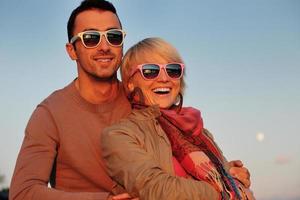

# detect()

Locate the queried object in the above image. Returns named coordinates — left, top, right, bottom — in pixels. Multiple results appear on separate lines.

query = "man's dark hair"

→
left=67, top=0, right=121, bottom=42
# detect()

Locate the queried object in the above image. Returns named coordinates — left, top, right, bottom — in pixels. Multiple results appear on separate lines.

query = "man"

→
left=10, top=0, right=251, bottom=200
left=10, top=0, right=133, bottom=200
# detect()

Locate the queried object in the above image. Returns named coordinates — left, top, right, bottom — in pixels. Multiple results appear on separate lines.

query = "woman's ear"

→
left=66, top=43, right=78, bottom=60
left=127, top=80, right=135, bottom=92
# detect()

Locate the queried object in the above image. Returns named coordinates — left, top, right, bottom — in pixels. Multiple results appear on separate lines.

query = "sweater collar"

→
left=66, top=80, right=129, bottom=113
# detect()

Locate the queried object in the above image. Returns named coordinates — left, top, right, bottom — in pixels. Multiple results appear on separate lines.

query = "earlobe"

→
left=66, top=43, right=78, bottom=60
left=127, top=81, right=135, bottom=92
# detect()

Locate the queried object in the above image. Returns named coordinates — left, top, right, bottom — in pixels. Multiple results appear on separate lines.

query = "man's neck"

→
left=75, top=75, right=120, bottom=104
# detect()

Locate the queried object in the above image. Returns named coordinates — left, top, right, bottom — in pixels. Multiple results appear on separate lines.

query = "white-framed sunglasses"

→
left=70, top=29, right=126, bottom=48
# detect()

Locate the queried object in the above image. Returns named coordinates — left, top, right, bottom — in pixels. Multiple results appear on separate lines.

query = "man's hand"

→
left=228, top=160, right=251, bottom=188
left=107, top=193, right=139, bottom=200
left=244, top=188, right=256, bottom=200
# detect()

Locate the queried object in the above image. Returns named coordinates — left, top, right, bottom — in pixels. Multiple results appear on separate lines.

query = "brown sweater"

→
left=10, top=81, right=131, bottom=200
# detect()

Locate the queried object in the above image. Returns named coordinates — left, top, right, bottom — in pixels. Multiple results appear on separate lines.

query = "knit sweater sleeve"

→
left=9, top=105, right=109, bottom=200
left=102, top=124, right=220, bottom=200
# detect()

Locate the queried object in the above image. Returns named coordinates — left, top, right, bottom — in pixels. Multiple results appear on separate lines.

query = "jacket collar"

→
left=130, top=105, right=161, bottom=120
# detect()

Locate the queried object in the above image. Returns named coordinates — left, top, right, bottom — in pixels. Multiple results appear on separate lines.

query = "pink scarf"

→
left=158, top=107, right=241, bottom=199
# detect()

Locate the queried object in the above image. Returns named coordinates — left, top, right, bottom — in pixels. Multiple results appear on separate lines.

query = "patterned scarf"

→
left=129, top=87, right=242, bottom=199
left=133, top=101, right=242, bottom=199
left=158, top=107, right=242, bottom=200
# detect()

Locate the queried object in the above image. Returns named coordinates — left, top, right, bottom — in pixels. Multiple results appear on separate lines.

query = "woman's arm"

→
left=101, top=126, right=219, bottom=200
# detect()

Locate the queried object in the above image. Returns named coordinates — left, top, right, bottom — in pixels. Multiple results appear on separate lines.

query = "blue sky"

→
left=0, top=0, right=299, bottom=199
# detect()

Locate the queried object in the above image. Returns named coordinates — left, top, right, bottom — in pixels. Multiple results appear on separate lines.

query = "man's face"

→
left=71, top=9, right=123, bottom=80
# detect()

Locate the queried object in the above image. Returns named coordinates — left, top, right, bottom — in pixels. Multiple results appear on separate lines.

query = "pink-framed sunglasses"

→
left=130, top=63, right=185, bottom=80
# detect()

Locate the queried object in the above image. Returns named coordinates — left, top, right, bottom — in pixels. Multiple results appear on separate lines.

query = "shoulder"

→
left=25, top=85, right=71, bottom=140
left=203, top=128, right=215, bottom=141
left=103, top=113, right=143, bottom=137
left=26, top=82, right=74, bottom=128
left=39, top=82, right=73, bottom=108
left=101, top=116, right=146, bottom=153
left=103, top=108, right=158, bottom=142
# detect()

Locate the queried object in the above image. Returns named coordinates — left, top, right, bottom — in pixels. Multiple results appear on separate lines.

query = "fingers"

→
left=228, top=160, right=252, bottom=187
left=230, top=167, right=251, bottom=188
left=111, top=193, right=139, bottom=200
left=228, top=160, right=243, bottom=167
left=244, top=188, right=256, bottom=200
left=112, top=193, right=132, bottom=200
left=230, top=166, right=249, bottom=176
left=237, top=175, right=251, bottom=188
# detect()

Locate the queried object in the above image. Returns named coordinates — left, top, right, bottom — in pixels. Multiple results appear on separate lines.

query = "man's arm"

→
left=9, top=106, right=110, bottom=200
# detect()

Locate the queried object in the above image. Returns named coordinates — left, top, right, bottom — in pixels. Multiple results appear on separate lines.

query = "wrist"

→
left=107, top=194, right=113, bottom=200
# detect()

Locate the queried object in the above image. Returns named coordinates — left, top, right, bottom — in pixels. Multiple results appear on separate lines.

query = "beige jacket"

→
left=102, top=106, right=220, bottom=200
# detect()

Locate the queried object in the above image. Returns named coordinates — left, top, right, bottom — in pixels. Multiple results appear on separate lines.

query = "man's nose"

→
left=97, top=35, right=110, bottom=52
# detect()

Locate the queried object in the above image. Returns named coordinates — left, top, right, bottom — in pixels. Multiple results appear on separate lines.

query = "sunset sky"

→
left=0, top=1, right=299, bottom=199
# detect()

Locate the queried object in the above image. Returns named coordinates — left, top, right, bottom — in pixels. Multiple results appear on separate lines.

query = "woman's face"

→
left=128, top=56, right=182, bottom=109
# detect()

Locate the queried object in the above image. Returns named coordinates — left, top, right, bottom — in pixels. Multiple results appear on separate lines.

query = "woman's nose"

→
left=157, top=69, right=169, bottom=82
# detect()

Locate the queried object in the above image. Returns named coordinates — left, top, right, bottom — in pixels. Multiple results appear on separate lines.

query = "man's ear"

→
left=66, top=43, right=78, bottom=60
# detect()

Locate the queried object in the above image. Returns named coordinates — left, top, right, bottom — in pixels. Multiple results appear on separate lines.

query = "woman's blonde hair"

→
left=121, top=37, right=186, bottom=95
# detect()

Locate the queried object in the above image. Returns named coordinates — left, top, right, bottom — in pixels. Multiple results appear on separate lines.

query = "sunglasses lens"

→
left=166, top=64, right=183, bottom=78
left=142, top=64, right=160, bottom=79
left=82, top=32, right=100, bottom=47
left=107, top=30, right=124, bottom=46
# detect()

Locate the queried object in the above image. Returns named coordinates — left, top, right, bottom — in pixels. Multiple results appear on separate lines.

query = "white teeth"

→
left=153, top=88, right=170, bottom=92
left=96, top=58, right=111, bottom=62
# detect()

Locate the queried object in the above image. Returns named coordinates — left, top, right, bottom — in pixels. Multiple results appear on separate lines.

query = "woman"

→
left=101, top=38, right=254, bottom=200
